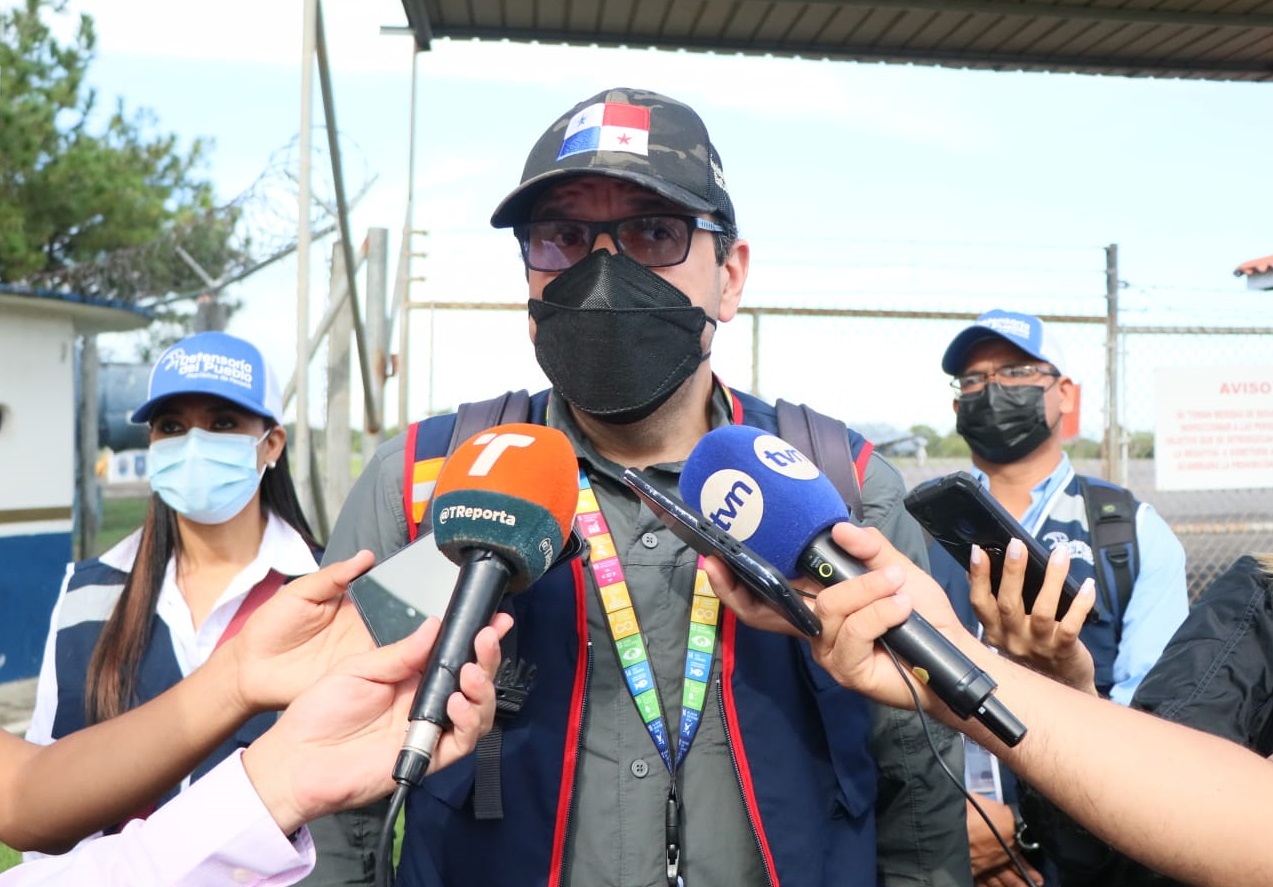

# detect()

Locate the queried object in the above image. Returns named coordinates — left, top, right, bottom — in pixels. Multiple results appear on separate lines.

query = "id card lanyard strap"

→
left=575, top=471, right=720, bottom=886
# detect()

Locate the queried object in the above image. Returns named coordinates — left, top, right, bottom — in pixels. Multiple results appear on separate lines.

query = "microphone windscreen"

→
left=431, top=423, right=578, bottom=590
left=680, top=425, right=848, bottom=577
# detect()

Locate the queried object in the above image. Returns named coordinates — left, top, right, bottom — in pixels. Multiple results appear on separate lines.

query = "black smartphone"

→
left=346, top=535, right=463, bottom=646
left=904, top=471, right=1092, bottom=622
left=347, top=529, right=590, bottom=646
left=622, top=468, right=821, bottom=637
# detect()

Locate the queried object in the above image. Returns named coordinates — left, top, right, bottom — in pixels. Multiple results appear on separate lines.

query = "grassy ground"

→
left=92, top=494, right=151, bottom=556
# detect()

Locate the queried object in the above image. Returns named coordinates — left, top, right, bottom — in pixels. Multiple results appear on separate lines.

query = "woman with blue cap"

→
left=25, top=330, right=320, bottom=854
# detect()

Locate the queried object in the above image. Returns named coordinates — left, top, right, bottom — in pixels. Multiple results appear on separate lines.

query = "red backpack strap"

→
left=404, top=419, right=421, bottom=542
left=402, top=391, right=534, bottom=541
left=854, top=439, right=875, bottom=495
left=111, top=568, right=288, bottom=832
left=214, top=569, right=288, bottom=651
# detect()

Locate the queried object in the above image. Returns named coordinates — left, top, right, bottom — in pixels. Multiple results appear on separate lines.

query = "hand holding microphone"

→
left=681, top=426, right=1026, bottom=747
left=394, top=423, right=579, bottom=787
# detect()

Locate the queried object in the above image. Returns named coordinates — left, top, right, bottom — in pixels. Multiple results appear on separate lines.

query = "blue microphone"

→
left=681, top=425, right=1026, bottom=748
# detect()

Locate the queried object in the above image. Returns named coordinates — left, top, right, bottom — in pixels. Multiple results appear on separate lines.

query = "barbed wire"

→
left=23, top=127, right=374, bottom=307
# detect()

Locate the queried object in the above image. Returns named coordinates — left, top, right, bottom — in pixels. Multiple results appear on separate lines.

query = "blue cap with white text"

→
left=941, top=309, right=1068, bottom=377
left=130, top=331, right=283, bottom=425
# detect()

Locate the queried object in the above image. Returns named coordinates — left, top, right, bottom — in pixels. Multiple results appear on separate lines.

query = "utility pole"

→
left=1104, top=244, right=1121, bottom=484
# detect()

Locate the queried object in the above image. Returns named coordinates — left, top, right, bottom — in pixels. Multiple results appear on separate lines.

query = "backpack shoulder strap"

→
left=774, top=398, right=873, bottom=520
left=407, top=390, right=533, bottom=540
left=445, top=389, right=532, bottom=456
left=1078, top=475, right=1140, bottom=636
left=401, top=389, right=536, bottom=822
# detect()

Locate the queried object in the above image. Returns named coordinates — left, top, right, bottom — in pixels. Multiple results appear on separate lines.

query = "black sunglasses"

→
left=515, top=214, right=727, bottom=272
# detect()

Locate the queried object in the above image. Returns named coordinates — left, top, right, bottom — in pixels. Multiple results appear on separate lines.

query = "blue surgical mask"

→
left=148, top=427, right=269, bottom=525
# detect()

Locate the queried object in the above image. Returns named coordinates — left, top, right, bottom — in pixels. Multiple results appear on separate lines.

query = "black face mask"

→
left=956, top=382, right=1054, bottom=464
left=529, top=250, right=714, bottom=425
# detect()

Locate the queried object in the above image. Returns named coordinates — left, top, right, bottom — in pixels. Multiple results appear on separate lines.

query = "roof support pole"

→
left=294, top=0, right=316, bottom=523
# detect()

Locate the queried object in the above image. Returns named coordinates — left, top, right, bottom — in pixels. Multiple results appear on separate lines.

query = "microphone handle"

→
left=395, top=547, right=515, bottom=786
left=797, top=530, right=1026, bottom=748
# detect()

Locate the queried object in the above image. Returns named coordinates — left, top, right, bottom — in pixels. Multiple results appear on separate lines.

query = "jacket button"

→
left=630, top=759, right=650, bottom=778
left=641, top=532, right=659, bottom=549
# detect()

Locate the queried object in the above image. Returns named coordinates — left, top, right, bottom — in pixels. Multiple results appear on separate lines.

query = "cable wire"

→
left=881, top=643, right=1041, bottom=887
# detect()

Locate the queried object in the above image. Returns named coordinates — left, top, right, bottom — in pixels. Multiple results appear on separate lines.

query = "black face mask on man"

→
left=529, top=250, right=714, bottom=424
left=956, top=382, right=1054, bottom=464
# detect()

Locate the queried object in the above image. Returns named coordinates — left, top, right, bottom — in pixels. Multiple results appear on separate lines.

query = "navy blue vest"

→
left=394, top=388, right=881, bottom=887
left=52, top=557, right=278, bottom=818
left=1033, top=473, right=1124, bottom=698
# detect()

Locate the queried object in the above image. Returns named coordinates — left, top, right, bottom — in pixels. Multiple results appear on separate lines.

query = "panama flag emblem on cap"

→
left=556, top=102, right=651, bottom=161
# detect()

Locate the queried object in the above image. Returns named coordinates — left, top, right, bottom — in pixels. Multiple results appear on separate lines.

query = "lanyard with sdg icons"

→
left=575, top=471, right=720, bottom=887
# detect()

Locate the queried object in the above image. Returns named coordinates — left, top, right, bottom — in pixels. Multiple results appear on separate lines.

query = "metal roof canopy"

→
left=0, top=288, right=151, bottom=335
left=399, top=0, right=1273, bottom=82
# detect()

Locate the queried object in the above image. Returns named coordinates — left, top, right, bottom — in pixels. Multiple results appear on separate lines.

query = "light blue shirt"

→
left=970, top=454, right=1189, bottom=704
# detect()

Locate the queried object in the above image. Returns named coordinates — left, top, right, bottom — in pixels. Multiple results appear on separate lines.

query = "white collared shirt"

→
left=22, top=511, right=318, bottom=864
left=26, top=511, right=318, bottom=756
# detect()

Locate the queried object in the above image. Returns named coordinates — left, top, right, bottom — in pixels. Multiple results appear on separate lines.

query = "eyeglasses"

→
left=514, top=214, right=727, bottom=272
left=951, top=363, right=1061, bottom=394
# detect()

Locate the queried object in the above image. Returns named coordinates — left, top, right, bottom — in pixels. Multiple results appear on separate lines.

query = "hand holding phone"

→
left=347, top=531, right=589, bottom=646
left=904, top=472, right=1093, bottom=623
left=622, top=468, right=821, bottom=637
left=346, top=536, right=462, bottom=646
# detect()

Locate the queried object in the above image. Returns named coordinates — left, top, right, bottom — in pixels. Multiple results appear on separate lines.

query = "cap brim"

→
left=941, top=326, right=1049, bottom=376
left=129, top=389, right=277, bottom=425
left=490, top=167, right=716, bottom=228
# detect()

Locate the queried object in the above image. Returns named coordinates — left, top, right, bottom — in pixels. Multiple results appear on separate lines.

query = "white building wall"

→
left=0, top=311, right=75, bottom=518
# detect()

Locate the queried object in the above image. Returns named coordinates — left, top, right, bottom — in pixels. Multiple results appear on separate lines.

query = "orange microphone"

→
left=395, top=424, right=578, bottom=787
left=431, top=423, right=579, bottom=589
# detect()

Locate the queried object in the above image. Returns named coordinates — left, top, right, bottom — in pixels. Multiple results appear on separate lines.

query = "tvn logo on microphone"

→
left=702, top=468, right=764, bottom=541
left=752, top=434, right=820, bottom=480
left=698, top=434, right=819, bottom=542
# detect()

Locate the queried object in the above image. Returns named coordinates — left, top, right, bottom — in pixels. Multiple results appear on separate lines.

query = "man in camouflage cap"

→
left=315, top=87, right=972, bottom=887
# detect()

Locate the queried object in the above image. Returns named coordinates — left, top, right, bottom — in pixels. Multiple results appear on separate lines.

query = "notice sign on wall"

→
left=1155, top=366, right=1273, bottom=491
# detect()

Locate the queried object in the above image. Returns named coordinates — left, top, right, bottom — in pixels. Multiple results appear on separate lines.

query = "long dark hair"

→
left=84, top=429, right=317, bottom=725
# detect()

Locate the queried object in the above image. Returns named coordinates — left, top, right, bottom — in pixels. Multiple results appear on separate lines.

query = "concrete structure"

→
left=0, top=287, right=149, bottom=681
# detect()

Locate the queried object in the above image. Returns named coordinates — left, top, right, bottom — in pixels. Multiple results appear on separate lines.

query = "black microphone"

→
left=680, top=425, right=1026, bottom=747
left=393, top=424, right=579, bottom=787
left=796, top=529, right=1025, bottom=746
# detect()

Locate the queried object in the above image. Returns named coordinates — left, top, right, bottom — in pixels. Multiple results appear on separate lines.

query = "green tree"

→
left=1127, top=430, right=1155, bottom=459
left=909, top=424, right=941, bottom=447
left=0, top=0, right=243, bottom=301
left=1064, top=437, right=1103, bottom=459
left=931, top=430, right=971, bottom=458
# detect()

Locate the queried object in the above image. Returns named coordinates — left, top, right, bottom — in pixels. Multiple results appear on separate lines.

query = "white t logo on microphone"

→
left=468, top=432, right=536, bottom=476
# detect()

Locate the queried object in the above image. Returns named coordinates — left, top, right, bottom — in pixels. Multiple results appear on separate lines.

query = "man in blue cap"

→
left=938, top=309, right=1189, bottom=887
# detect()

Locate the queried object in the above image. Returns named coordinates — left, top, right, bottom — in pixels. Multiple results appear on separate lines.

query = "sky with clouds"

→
left=35, top=0, right=1273, bottom=435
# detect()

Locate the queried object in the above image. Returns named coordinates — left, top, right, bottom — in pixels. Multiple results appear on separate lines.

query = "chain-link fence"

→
left=401, top=242, right=1273, bottom=600
left=1117, top=325, right=1273, bottom=598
